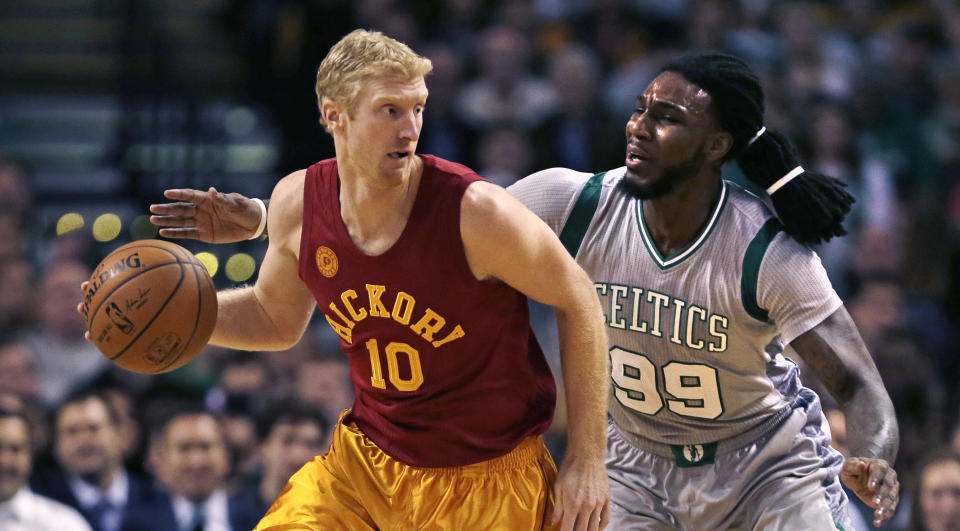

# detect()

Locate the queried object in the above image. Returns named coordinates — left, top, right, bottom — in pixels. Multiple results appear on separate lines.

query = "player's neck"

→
left=641, top=175, right=722, bottom=259
left=337, top=156, right=423, bottom=254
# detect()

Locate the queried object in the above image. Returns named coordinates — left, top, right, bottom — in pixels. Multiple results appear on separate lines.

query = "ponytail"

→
left=736, top=129, right=854, bottom=245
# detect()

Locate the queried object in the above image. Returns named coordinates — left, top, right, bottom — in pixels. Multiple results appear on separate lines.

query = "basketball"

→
left=83, top=239, right=218, bottom=374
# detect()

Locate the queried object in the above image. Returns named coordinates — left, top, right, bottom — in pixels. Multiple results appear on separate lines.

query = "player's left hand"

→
left=841, top=456, right=899, bottom=527
left=551, top=454, right=610, bottom=531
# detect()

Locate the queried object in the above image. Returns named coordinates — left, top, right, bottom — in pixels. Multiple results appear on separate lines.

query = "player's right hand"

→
left=149, top=187, right=262, bottom=243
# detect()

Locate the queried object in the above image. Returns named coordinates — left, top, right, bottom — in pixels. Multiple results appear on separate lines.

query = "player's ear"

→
left=705, top=131, right=733, bottom=163
left=321, top=99, right=345, bottom=131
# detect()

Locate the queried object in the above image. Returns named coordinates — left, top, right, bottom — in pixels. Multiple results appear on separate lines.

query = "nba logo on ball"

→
left=683, top=444, right=704, bottom=463
left=316, top=246, right=338, bottom=278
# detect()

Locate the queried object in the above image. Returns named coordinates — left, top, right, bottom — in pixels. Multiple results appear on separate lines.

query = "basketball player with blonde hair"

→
left=142, top=29, right=611, bottom=530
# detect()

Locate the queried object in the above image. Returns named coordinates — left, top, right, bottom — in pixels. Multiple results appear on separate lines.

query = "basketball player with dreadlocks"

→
left=151, top=52, right=899, bottom=529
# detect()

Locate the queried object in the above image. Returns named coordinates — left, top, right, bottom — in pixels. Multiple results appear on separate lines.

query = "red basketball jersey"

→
left=298, top=155, right=556, bottom=467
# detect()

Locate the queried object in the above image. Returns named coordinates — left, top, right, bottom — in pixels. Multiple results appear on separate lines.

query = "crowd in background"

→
left=3, top=0, right=960, bottom=529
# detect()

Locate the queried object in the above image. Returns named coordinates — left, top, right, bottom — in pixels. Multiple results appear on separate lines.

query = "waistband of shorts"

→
left=610, top=405, right=794, bottom=459
left=338, top=409, right=548, bottom=475
left=434, top=434, right=548, bottom=475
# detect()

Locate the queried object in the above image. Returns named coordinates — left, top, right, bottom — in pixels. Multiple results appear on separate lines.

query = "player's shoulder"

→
left=527, top=166, right=597, bottom=186
left=268, top=168, right=308, bottom=244
left=722, top=180, right=782, bottom=239
left=509, top=166, right=600, bottom=200
left=722, top=181, right=816, bottom=264
left=272, top=168, right=307, bottom=205
left=421, top=153, right=482, bottom=181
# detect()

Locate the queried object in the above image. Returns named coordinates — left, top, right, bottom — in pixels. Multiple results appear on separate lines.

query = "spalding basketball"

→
left=83, top=239, right=217, bottom=374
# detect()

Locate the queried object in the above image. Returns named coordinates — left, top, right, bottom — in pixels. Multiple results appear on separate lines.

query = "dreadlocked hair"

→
left=660, top=52, right=855, bottom=245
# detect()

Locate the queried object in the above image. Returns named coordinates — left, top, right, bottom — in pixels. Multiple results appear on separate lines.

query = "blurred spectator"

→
left=205, top=352, right=269, bottom=484
left=0, top=407, right=92, bottom=531
left=151, top=408, right=261, bottom=531
left=236, top=400, right=329, bottom=515
left=776, top=2, right=855, bottom=102
left=0, top=212, right=26, bottom=262
left=455, top=25, right=556, bottom=131
left=418, top=43, right=473, bottom=163
left=533, top=43, right=623, bottom=172
left=476, top=127, right=534, bottom=187
left=0, top=161, right=32, bottom=218
left=100, top=387, right=144, bottom=476
left=261, top=335, right=311, bottom=403
left=802, top=98, right=896, bottom=296
left=0, top=342, right=40, bottom=405
left=31, top=390, right=167, bottom=531
left=218, top=405, right=259, bottom=491
left=296, top=352, right=352, bottom=422
left=22, top=260, right=108, bottom=406
left=909, top=450, right=960, bottom=531
left=0, top=258, right=33, bottom=337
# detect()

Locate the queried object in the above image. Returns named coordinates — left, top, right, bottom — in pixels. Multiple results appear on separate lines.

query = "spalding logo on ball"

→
left=83, top=239, right=217, bottom=374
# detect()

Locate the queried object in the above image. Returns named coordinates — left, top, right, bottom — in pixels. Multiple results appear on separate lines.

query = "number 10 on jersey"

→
left=610, top=347, right=724, bottom=419
left=366, top=339, right=424, bottom=391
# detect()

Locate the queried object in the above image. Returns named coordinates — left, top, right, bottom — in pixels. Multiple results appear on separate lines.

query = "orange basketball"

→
left=83, top=239, right=217, bottom=374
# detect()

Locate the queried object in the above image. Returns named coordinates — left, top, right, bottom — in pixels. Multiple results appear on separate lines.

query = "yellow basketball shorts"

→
left=255, top=414, right=560, bottom=530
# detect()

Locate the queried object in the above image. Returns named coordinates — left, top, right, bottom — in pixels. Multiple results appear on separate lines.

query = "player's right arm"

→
left=209, top=170, right=316, bottom=351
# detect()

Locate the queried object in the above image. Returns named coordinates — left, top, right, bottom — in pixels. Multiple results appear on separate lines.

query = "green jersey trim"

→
left=559, top=172, right=606, bottom=257
left=741, top=218, right=783, bottom=322
left=635, top=181, right=729, bottom=270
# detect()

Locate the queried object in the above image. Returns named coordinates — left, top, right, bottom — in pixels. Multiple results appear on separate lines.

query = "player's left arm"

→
left=790, top=308, right=899, bottom=528
left=461, top=180, right=610, bottom=531
left=758, top=231, right=899, bottom=527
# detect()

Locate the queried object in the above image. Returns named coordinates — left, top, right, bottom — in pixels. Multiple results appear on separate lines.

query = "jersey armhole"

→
left=741, top=218, right=783, bottom=322
left=558, top=171, right=606, bottom=258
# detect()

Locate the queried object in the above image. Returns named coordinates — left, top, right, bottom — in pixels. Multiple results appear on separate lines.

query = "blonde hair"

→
left=315, top=29, right=433, bottom=132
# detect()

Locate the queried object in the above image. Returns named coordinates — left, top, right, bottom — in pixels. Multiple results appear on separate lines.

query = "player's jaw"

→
left=621, top=142, right=705, bottom=200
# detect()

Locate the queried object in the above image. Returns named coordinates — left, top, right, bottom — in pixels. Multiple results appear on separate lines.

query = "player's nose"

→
left=398, top=110, right=420, bottom=142
left=626, top=113, right=652, bottom=141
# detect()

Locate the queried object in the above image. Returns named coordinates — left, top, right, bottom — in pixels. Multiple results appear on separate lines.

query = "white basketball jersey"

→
left=509, top=167, right=841, bottom=445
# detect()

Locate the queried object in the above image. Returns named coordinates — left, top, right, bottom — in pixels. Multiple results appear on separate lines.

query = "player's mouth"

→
left=387, top=151, right=410, bottom=160
left=626, top=143, right=653, bottom=167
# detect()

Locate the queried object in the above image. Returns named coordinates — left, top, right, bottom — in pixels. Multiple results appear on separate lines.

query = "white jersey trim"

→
left=635, top=181, right=729, bottom=269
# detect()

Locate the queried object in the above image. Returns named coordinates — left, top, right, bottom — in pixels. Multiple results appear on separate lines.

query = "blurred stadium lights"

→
left=92, top=213, right=122, bottom=242
left=224, top=107, right=257, bottom=137
left=195, top=252, right=219, bottom=277
left=225, top=253, right=256, bottom=282
left=56, top=212, right=84, bottom=235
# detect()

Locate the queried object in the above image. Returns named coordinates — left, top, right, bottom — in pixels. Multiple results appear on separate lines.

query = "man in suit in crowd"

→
left=31, top=389, right=168, bottom=531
